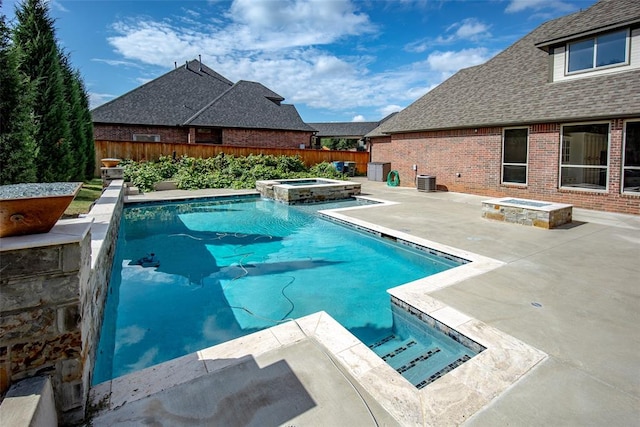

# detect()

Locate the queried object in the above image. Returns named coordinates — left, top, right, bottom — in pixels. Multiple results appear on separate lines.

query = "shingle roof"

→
left=92, top=60, right=312, bottom=132
left=186, top=80, right=314, bottom=131
left=535, top=0, right=640, bottom=49
left=92, top=60, right=232, bottom=126
left=379, top=0, right=640, bottom=135
left=308, top=122, right=380, bottom=137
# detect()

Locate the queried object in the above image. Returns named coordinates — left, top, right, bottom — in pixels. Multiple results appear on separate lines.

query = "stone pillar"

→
left=100, top=167, right=123, bottom=188
left=0, top=221, right=91, bottom=423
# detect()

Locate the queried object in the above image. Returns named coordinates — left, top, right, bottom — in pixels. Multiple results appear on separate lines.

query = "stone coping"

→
left=90, top=195, right=546, bottom=426
left=91, top=306, right=546, bottom=426
left=0, top=376, right=56, bottom=427
left=0, top=218, right=91, bottom=252
left=482, top=197, right=573, bottom=212
left=258, top=177, right=359, bottom=187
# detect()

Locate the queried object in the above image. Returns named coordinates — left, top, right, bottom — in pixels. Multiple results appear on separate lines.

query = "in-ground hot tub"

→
left=256, top=178, right=361, bottom=203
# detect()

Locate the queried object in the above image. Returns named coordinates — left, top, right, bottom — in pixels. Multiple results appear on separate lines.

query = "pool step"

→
left=415, top=354, right=472, bottom=389
left=368, top=335, right=469, bottom=389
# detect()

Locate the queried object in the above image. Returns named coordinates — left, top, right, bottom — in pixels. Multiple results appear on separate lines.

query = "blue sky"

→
left=3, top=0, right=597, bottom=123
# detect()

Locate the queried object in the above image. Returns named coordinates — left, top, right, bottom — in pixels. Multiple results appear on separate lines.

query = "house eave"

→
left=380, top=113, right=640, bottom=136
left=535, top=18, right=640, bottom=51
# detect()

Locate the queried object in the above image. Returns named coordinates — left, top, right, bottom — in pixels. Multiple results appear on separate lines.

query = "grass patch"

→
left=63, top=178, right=103, bottom=218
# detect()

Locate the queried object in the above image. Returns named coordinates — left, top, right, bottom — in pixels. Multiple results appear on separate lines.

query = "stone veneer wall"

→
left=0, top=181, right=124, bottom=424
left=78, top=181, right=124, bottom=420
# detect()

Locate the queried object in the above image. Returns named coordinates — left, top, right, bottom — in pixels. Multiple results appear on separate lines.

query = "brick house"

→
left=309, top=121, right=385, bottom=150
left=92, top=59, right=315, bottom=148
left=368, top=0, right=639, bottom=214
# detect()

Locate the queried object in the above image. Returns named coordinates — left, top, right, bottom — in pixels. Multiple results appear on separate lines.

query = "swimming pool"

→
left=94, top=196, right=479, bottom=385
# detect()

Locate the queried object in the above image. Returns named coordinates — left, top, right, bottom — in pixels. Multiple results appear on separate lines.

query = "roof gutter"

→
left=535, top=18, right=640, bottom=51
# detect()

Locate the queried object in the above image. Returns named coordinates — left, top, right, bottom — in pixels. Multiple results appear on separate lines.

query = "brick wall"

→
left=223, top=128, right=314, bottom=148
left=94, top=124, right=313, bottom=149
left=94, top=124, right=189, bottom=142
left=370, top=120, right=639, bottom=215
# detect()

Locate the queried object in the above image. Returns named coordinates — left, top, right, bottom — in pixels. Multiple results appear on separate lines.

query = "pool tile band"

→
left=391, top=297, right=486, bottom=354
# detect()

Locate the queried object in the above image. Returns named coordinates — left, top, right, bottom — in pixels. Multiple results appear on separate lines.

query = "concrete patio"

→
left=90, top=178, right=639, bottom=426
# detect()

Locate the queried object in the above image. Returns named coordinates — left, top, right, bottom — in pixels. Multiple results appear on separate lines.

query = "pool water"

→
left=94, top=196, right=476, bottom=385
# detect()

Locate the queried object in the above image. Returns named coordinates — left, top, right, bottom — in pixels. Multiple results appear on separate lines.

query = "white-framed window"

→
left=133, top=134, right=160, bottom=142
left=566, top=29, right=629, bottom=74
left=560, top=123, right=609, bottom=191
left=502, top=127, right=528, bottom=185
left=622, top=120, right=640, bottom=194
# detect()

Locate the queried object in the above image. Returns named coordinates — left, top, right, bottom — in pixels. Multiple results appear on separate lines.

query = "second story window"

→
left=567, top=29, right=628, bottom=73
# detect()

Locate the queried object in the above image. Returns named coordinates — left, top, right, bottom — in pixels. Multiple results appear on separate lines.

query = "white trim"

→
left=565, top=29, right=630, bottom=75
left=501, top=127, right=529, bottom=186
left=559, top=121, right=610, bottom=192
left=622, top=119, right=640, bottom=195
left=552, top=28, right=639, bottom=82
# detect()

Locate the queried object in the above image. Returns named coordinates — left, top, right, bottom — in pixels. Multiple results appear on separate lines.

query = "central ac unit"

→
left=416, top=175, right=436, bottom=192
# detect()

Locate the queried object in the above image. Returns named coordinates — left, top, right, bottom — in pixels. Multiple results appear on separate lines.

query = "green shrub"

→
left=124, top=161, right=162, bottom=192
left=122, top=155, right=349, bottom=192
left=155, top=155, right=179, bottom=179
left=309, top=162, right=344, bottom=178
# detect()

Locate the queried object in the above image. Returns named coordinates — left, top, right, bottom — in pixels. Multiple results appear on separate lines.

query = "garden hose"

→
left=387, top=170, right=400, bottom=187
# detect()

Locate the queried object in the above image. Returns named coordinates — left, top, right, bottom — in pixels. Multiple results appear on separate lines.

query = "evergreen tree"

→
left=77, top=72, right=96, bottom=180
left=0, top=14, right=38, bottom=184
left=60, top=53, right=86, bottom=181
left=13, top=0, right=72, bottom=182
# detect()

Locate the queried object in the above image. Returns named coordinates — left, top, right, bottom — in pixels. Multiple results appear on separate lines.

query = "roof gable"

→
left=186, top=80, right=314, bottom=131
left=92, top=60, right=312, bottom=132
left=92, top=60, right=233, bottom=126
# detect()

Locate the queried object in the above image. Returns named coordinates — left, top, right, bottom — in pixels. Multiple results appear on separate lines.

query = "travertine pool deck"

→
left=90, top=179, right=640, bottom=426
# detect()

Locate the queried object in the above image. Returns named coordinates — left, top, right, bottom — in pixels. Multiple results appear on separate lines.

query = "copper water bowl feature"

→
left=0, top=182, right=83, bottom=238
left=101, top=158, right=121, bottom=168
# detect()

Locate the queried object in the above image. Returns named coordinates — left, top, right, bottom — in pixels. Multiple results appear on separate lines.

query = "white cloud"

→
left=379, top=104, right=403, bottom=118
left=135, top=77, right=153, bottom=85
left=228, top=0, right=374, bottom=47
left=451, top=19, right=491, bottom=40
left=101, top=0, right=492, bottom=119
left=89, top=92, right=115, bottom=109
left=405, top=18, right=491, bottom=52
left=352, top=115, right=366, bottom=122
left=427, top=48, right=491, bottom=73
left=505, top=0, right=576, bottom=14
left=108, top=21, right=202, bottom=65
left=47, top=0, right=68, bottom=13
left=91, top=58, right=145, bottom=68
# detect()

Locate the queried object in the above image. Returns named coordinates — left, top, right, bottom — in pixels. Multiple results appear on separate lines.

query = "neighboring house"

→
left=368, top=0, right=639, bottom=214
left=309, top=121, right=381, bottom=150
left=92, top=59, right=315, bottom=149
left=309, top=113, right=397, bottom=150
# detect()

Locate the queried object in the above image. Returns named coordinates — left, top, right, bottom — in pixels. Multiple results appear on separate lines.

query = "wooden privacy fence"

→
left=95, top=140, right=370, bottom=177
